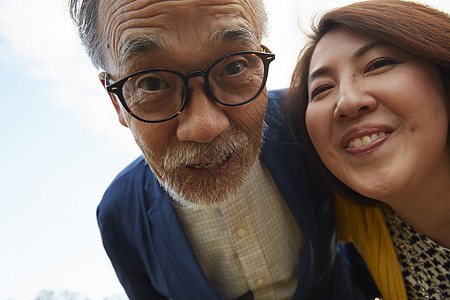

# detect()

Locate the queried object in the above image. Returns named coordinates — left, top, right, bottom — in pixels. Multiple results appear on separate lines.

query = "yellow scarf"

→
left=334, top=195, right=407, bottom=300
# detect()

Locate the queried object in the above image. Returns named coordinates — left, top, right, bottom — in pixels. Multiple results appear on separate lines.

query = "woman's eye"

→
left=310, top=85, right=332, bottom=100
left=366, top=59, right=397, bottom=73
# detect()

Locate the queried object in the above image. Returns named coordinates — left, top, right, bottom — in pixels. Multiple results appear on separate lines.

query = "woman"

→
left=289, top=0, right=450, bottom=299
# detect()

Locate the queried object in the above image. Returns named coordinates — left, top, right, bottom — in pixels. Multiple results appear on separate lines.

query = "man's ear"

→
left=99, top=72, right=129, bottom=128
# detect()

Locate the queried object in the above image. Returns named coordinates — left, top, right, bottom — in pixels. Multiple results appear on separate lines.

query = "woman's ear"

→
left=99, top=72, right=128, bottom=128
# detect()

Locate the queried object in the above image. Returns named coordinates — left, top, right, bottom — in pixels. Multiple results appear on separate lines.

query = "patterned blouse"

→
left=383, top=206, right=450, bottom=299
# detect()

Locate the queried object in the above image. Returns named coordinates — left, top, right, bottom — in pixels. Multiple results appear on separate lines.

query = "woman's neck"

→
left=389, top=176, right=450, bottom=249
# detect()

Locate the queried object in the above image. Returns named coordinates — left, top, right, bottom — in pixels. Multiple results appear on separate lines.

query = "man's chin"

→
left=161, top=172, right=249, bottom=211
left=168, top=191, right=233, bottom=211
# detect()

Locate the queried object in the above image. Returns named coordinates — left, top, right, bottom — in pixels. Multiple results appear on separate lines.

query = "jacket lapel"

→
left=147, top=190, right=221, bottom=299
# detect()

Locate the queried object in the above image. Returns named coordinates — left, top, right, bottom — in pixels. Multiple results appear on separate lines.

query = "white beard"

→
left=148, top=121, right=267, bottom=210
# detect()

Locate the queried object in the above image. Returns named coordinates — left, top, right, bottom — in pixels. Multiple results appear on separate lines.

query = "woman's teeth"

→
left=347, top=132, right=386, bottom=148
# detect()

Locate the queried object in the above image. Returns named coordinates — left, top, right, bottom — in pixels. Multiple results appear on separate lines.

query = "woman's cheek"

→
left=306, top=106, right=328, bottom=149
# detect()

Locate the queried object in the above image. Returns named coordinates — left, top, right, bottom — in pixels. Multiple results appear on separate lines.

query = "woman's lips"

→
left=341, top=126, right=393, bottom=155
left=344, top=133, right=390, bottom=155
left=346, top=132, right=387, bottom=149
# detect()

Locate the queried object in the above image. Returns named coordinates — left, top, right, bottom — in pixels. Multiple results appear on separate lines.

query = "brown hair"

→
left=289, top=0, right=450, bottom=205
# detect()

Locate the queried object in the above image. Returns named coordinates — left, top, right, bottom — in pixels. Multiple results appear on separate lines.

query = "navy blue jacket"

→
left=98, top=89, right=372, bottom=299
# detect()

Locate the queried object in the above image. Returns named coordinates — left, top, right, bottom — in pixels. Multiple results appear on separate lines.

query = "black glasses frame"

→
left=105, top=47, right=275, bottom=123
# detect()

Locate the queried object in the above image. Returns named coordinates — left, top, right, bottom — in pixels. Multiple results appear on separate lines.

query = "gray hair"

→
left=69, top=0, right=268, bottom=71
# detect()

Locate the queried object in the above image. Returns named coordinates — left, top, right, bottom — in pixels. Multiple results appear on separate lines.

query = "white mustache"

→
left=163, top=127, right=251, bottom=170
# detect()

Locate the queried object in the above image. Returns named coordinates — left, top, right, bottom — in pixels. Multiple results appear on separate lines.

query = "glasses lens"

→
left=208, top=53, right=265, bottom=105
left=121, top=70, right=184, bottom=122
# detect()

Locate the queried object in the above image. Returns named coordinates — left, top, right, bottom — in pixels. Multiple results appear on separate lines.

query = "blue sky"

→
left=0, top=1, right=139, bottom=298
left=0, top=0, right=447, bottom=299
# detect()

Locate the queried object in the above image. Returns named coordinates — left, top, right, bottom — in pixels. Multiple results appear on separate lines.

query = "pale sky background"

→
left=0, top=0, right=448, bottom=299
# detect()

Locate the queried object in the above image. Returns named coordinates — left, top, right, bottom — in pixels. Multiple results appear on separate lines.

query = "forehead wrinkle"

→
left=234, top=0, right=261, bottom=36
left=101, top=1, right=138, bottom=65
left=101, top=0, right=168, bottom=65
left=208, top=1, right=261, bottom=42
left=100, top=0, right=261, bottom=70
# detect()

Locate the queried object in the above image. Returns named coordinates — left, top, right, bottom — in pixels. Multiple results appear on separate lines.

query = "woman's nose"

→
left=333, top=81, right=377, bottom=120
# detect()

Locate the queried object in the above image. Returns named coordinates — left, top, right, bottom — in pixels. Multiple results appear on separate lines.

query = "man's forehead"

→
left=99, top=0, right=257, bottom=9
left=99, top=0, right=259, bottom=28
left=99, top=0, right=261, bottom=67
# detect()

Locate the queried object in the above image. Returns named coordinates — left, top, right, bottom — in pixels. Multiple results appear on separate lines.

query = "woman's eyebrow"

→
left=309, top=40, right=392, bottom=84
left=352, top=40, right=392, bottom=60
left=309, top=66, right=330, bottom=84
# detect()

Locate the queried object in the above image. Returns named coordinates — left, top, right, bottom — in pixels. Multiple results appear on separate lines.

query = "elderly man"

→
left=70, top=0, right=376, bottom=299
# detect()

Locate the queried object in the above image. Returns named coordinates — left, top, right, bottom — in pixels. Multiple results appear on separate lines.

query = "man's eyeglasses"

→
left=105, top=47, right=275, bottom=123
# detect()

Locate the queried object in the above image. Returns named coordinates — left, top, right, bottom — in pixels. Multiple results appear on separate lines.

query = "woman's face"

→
left=306, top=28, right=449, bottom=204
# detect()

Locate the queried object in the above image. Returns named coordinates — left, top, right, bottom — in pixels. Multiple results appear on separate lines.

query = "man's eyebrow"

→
left=118, top=27, right=257, bottom=66
left=211, top=27, right=258, bottom=48
left=309, top=40, right=392, bottom=84
left=119, top=35, right=165, bottom=65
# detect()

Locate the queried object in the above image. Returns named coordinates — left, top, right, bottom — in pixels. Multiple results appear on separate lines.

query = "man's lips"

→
left=185, top=153, right=232, bottom=169
left=183, top=153, right=233, bottom=178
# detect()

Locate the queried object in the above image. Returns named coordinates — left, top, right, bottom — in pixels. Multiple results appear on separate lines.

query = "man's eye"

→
left=365, top=59, right=397, bottom=73
left=310, top=85, right=332, bottom=101
left=222, top=60, right=247, bottom=76
left=138, top=77, right=168, bottom=91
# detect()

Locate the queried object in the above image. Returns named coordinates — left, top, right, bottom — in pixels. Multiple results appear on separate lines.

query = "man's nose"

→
left=333, top=80, right=377, bottom=120
left=176, top=79, right=230, bottom=143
